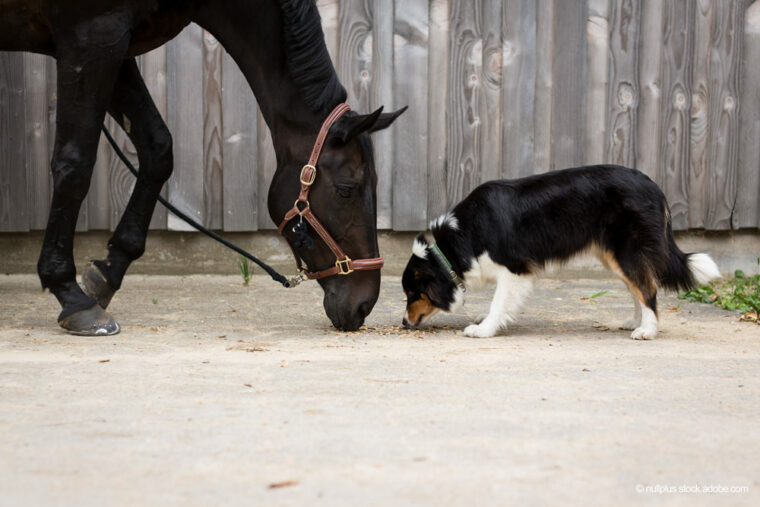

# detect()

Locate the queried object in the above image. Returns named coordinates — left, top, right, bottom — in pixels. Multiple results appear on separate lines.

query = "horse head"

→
left=269, top=105, right=406, bottom=331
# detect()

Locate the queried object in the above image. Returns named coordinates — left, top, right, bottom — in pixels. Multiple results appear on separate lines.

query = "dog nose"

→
left=402, top=317, right=410, bottom=328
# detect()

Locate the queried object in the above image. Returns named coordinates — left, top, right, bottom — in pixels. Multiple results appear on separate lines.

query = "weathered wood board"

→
left=393, top=0, right=428, bottom=230
left=3, top=3, right=760, bottom=233
left=0, top=52, right=27, bottom=232
left=222, top=50, right=258, bottom=232
left=659, top=0, right=695, bottom=230
left=167, top=24, right=205, bottom=231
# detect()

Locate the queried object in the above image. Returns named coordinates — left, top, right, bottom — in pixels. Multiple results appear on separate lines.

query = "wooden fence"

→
left=1, top=0, right=759, bottom=233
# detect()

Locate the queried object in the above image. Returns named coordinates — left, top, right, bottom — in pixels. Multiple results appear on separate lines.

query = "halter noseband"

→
left=277, top=103, right=384, bottom=285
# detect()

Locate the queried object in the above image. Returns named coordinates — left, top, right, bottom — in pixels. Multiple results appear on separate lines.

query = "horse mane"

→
left=279, top=0, right=347, bottom=116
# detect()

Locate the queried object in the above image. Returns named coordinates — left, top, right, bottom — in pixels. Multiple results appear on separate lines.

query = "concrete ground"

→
left=1, top=273, right=758, bottom=506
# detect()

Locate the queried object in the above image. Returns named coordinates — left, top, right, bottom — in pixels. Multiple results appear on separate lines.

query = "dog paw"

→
left=620, top=318, right=639, bottom=331
left=474, top=313, right=488, bottom=324
left=631, top=326, right=656, bottom=340
left=464, top=323, right=498, bottom=338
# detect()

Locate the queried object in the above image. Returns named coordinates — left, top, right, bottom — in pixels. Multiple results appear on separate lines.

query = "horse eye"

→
left=335, top=184, right=354, bottom=198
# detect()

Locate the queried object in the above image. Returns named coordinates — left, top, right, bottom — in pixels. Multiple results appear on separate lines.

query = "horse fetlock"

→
left=44, top=280, right=99, bottom=321
left=82, top=262, right=118, bottom=309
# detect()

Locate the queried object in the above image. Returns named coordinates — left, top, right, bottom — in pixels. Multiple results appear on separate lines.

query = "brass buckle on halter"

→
left=300, top=164, right=317, bottom=186
left=335, top=257, right=353, bottom=275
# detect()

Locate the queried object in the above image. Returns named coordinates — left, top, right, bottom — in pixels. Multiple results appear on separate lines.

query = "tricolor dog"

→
left=401, top=165, right=721, bottom=339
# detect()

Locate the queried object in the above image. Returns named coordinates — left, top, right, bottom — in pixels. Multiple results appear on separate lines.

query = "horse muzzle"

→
left=321, top=271, right=380, bottom=331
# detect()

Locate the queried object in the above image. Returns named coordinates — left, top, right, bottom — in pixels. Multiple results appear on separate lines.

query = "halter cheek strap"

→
left=277, top=103, right=384, bottom=283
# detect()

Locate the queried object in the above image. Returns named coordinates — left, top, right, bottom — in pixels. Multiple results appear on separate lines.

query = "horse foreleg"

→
left=82, top=59, right=173, bottom=309
left=37, top=23, right=130, bottom=335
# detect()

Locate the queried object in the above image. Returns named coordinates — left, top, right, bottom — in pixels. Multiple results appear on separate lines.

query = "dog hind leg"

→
left=597, top=248, right=657, bottom=337
left=631, top=292, right=658, bottom=340
left=621, top=258, right=659, bottom=340
left=620, top=283, right=643, bottom=330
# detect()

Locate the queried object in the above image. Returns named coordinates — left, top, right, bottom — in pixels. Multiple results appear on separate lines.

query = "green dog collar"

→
left=429, top=243, right=466, bottom=292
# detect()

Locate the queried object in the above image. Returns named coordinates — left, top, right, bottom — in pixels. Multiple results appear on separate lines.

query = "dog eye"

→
left=335, top=184, right=354, bottom=198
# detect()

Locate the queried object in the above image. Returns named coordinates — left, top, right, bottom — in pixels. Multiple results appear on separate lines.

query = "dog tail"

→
left=659, top=207, right=721, bottom=291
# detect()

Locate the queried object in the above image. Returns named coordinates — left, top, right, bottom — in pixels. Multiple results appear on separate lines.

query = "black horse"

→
left=0, top=0, right=404, bottom=334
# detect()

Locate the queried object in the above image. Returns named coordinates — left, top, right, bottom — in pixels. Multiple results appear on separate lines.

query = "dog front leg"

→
left=464, top=269, right=534, bottom=338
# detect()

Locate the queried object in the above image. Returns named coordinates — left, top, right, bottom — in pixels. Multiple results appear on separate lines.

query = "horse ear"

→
left=331, top=105, right=407, bottom=143
left=367, top=106, right=408, bottom=133
left=332, top=107, right=384, bottom=144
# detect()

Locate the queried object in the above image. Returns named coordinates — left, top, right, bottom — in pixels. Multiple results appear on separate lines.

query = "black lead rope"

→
left=101, top=126, right=292, bottom=288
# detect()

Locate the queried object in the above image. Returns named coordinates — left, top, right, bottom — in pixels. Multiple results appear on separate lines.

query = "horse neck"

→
left=193, top=0, right=342, bottom=159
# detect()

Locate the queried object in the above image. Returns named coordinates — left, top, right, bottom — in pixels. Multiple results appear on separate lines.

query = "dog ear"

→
left=412, top=233, right=429, bottom=259
left=331, top=106, right=407, bottom=143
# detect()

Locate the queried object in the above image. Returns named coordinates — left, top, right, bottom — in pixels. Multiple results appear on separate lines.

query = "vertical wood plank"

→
left=317, top=0, right=340, bottom=61
left=338, top=1, right=373, bottom=112
left=606, top=0, right=640, bottom=167
left=445, top=0, right=482, bottom=207
left=636, top=0, right=665, bottom=182
left=140, top=46, right=169, bottom=229
left=371, top=0, right=393, bottom=229
left=0, top=52, right=28, bottom=231
left=256, top=112, right=278, bottom=230
left=23, top=53, right=51, bottom=230
left=660, top=0, right=695, bottom=230
left=479, top=0, right=503, bottom=184
left=501, top=0, right=536, bottom=179
left=104, top=115, right=136, bottom=232
left=427, top=0, right=450, bottom=220
left=737, top=0, right=760, bottom=228
left=534, top=0, right=554, bottom=174
left=393, top=0, right=428, bottom=230
left=222, top=50, right=258, bottom=231
left=89, top=54, right=113, bottom=232
left=688, top=0, right=713, bottom=228
left=167, top=24, right=205, bottom=231
left=551, top=0, right=587, bottom=170
left=704, top=0, right=743, bottom=230
left=584, top=0, right=610, bottom=166
left=203, top=30, right=224, bottom=230
left=337, top=0, right=395, bottom=228
left=88, top=52, right=113, bottom=232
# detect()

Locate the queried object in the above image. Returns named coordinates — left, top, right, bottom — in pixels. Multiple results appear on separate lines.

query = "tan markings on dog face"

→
left=406, top=293, right=436, bottom=326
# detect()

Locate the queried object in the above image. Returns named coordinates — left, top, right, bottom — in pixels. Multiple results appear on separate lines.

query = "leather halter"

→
left=277, top=103, right=384, bottom=282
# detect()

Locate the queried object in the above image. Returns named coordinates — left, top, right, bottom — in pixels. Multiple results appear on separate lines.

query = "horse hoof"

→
left=59, top=305, right=120, bottom=336
left=82, top=261, right=116, bottom=309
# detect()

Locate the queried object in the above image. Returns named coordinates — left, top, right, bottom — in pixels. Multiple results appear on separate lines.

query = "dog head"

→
left=402, top=234, right=464, bottom=328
